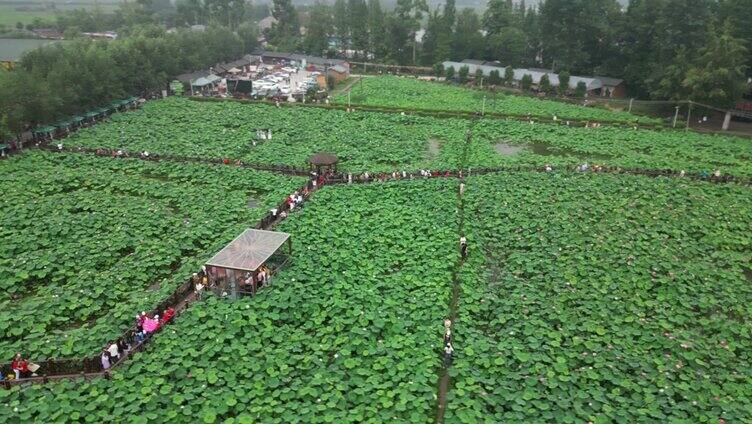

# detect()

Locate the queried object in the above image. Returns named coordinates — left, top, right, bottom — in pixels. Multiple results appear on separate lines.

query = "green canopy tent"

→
left=0, top=144, right=8, bottom=157
left=124, top=97, right=139, bottom=109
left=84, top=111, right=99, bottom=123
left=32, top=126, right=56, bottom=141
left=71, top=116, right=85, bottom=127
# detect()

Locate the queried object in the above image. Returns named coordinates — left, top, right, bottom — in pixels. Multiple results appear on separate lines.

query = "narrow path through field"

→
left=329, top=76, right=362, bottom=97
left=434, top=127, right=473, bottom=423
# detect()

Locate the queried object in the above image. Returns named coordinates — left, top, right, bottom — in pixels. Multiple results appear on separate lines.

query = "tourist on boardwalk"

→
left=460, top=236, right=468, bottom=259
left=11, top=353, right=28, bottom=379
left=444, top=343, right=454, bottom=366
left=444, top=328, right=452, bottom=345
left=142, top=315, right=159, bottom=333
left=459, top=183, right=465, bottom=196
left=162, top=307, right=175, bottom=324
left=101, top=349, right=111, bottom=371
left=107, top=341, right=120, bottom=363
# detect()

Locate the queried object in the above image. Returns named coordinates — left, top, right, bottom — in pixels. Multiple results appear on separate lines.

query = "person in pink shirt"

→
left=142, top=315, right=159, bottom=333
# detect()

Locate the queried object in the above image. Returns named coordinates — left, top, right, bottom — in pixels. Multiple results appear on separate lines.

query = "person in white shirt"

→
left=107, top=341, right=120, bottom=363
left=444, top=343, right=454, bottom=366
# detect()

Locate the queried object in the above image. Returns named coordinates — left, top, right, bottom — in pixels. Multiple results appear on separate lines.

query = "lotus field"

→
left=62, top=98, right=752, bottom=176
left=333, top=76, right=661, bottom=124
left=1, top=91, right=751, bottom=423
left=0, top=152, right=305, bottom=359
left=450, top=172, right=752, bottom=422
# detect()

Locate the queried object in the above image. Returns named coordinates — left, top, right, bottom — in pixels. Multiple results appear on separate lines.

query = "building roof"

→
left=206, top=229, right=291, bottom=272
left=0, top=38, right=65, bottom=62
left=309, top=152, right=338, bottom=166
left=441, top=61, right=605, bottom=91
left=259, top=51, right=349, bottom=69
left=592, top=76, right=624, bottom=87
left=328, top=64, right=349, bottom=74
left=176, top=70, right=211, bottom=83
left=462, top=59, right=486, bottom=65
left=192, top=74, right=221, bottom=87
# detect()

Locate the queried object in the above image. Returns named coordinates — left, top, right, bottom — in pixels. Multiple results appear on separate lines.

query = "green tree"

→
left=452, top=9, right=483, bottom=60
left=475, top=68, right=484, bottom=84
left=458, top=65, right=469, bottom=83
left=539, top=73, right=552, bottom=93
left=303, top=1, right=333, bottom=56
left=521, top=73, right=532, bottom=90
left=333, top=0, right=349, bottom=53
left=348, top=0, right=369, bottom=56
left=445, top=65, right=455, bottom=79
left=482, top=0, right=515, bottom=35
left=486, top=28, right=526, bottom=66
left=538, top=0, right=621, bottom=72
left=504, top=66, right=514, bottom=85
left=268, top=0, right=300, bottom=46
left=719, top=0, right=752, bottom=77
left=683, top=22, right=749, bottom=107
left=558, top=70, right=570, bottom=94
left=488, top=69, right=501, bottom=85
left=653, top=47, right=693, bottom=101
left=367, top=0, right=387, bottom=59
left=420, top=9, right=442, bottom=65
left=433, top=62, right=444, bottom=77
left=575, top=80, right=587, bottom=97
left=237, top=22, right=260, bottom=52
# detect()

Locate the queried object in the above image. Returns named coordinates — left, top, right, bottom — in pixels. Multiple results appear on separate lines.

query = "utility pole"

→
left=672, top=105, right=679, bottom=128
left=348, top=90, right=351, bottom=109
left=628, top=98, right=634, bottom=113
left=685, top=101, right=692, bottom=131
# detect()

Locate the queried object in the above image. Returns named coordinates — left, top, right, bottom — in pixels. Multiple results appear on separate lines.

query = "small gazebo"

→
left=205, top=229, right=292, bottom=299
left=309, top=152, right=338, bottom=174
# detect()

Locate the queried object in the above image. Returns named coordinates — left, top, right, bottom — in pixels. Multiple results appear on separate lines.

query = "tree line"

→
left=0, top=26, right=247, bottom=140
left=268, top=0, right=750, bottom=107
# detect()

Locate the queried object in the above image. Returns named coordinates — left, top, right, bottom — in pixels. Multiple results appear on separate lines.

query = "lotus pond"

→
left=61, top=98, right=752, bottom=177
left=0, top=179, right=460, bottom=423
left=0, top=151, right=305, bottom=359
left=333, top=76, right=661, bottom=124
left=448, top=172, right=752, bottom=422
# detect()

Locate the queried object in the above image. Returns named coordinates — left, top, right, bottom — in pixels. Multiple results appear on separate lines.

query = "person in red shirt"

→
left=162, top=307, right=176, bottom=324
left=11, top=353, right=28, bottom=379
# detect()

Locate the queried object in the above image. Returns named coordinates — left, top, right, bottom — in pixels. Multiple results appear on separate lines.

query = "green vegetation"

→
left=63, top=98, right=752, bottom=176
left=61, top=97, right=471, bottom=172
left=0, top=80, right=751, bottom=422
left=0, top=179, right=458, bottom=423
left=449, top=172, right=752, bottom=422
left=0, top=6, right=55, bottom=26
left=0, top=151, right=304, bottom=358
left=335, top=76, right=660, bottom=124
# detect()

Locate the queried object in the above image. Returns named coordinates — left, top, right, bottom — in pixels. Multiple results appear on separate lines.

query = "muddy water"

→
left=494, top=143, right=524, bottom=156
left=494, top=141, right=614, bottom=161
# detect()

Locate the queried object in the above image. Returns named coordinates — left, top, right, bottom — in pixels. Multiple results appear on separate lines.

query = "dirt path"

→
left=434, top=127, right=473, bottom=423
left=330, top=76, right=362, bottom=97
